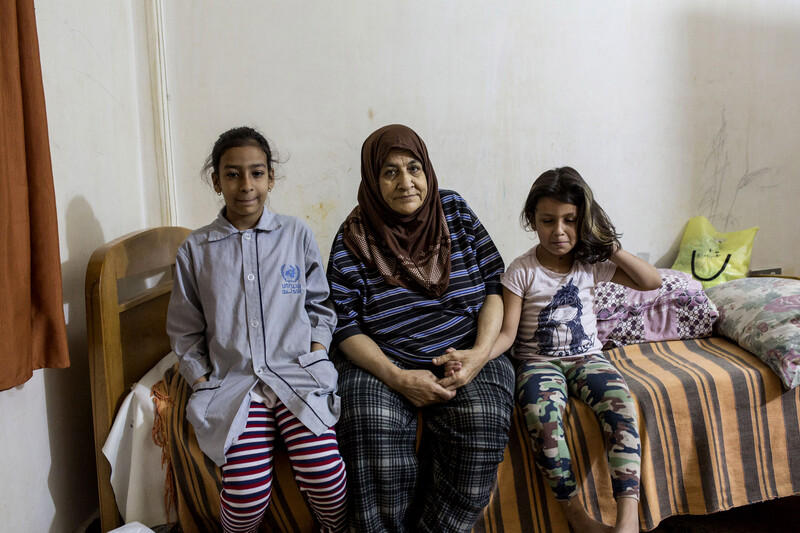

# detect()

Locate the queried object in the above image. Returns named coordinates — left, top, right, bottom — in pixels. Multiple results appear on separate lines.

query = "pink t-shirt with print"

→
left=501, top=246, right=616, bottom=361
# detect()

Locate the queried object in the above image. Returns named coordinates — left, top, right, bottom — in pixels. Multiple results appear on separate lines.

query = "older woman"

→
left=327, top=124, right=515, bottom=532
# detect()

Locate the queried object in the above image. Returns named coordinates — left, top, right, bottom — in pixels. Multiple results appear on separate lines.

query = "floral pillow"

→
left=706, top=277, right=800, bottom=389
left=596, top=269, right=718, bottom=349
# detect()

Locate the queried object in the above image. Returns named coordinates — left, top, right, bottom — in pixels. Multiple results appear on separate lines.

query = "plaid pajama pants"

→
left=334, top=354, right=515, bottom=533
left=516, top=353, right=641, bottom=501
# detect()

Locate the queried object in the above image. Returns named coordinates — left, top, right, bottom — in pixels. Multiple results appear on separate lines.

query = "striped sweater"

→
left=327, top=190, right=504, bottom=365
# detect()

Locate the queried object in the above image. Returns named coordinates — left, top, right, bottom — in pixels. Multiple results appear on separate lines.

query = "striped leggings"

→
left=516, top=354, right=641, bottom=501
left=220, top=401, right=347, bottom=533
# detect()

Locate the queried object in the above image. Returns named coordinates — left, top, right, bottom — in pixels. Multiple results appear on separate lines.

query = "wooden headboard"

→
left=85, top=226, right=191, bottom=532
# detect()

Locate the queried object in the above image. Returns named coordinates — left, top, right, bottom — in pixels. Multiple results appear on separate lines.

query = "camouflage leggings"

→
left=516, top=354, right=640, bottom=501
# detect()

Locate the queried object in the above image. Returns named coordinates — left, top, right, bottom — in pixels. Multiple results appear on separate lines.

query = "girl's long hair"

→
left=521, top=166, right=620, bottom=263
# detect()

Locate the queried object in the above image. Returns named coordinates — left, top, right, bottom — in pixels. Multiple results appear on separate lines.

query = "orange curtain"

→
left=1, top=0, right=69, bottom=390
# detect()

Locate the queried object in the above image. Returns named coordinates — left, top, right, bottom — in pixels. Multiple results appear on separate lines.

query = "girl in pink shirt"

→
left=491, top=167, right=661, bottom=533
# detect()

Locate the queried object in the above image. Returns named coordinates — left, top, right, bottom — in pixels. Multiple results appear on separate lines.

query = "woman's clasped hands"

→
left=433, top=346, right=490, bottom=391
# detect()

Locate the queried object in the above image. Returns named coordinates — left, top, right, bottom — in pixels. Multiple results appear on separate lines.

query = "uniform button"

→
left=247, top=274, right=255, bottom=281
left=250, top=320, right=259, bottom=328
left=258, top=367, right=265, bottom=374
left=244, top=233, right=251, bottom=240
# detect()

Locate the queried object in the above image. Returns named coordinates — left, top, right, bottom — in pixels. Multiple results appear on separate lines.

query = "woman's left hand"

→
left=433, top=293, right=503, bottom=390
left=433, top=347, right=490, bottom=390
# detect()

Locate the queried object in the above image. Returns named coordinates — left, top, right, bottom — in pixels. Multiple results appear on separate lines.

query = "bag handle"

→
left=690, top=250, right=732, bottom=281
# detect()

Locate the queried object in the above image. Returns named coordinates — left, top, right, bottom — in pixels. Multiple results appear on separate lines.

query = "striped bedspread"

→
left=475, top=337, right=800, bottom=532
left=152, top=337, right=800, bottom=532
left=153, top=364, right=316, bottom=532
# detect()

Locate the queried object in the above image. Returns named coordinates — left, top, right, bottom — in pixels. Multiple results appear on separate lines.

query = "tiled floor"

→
left=649, top=495, right=800, bottom=532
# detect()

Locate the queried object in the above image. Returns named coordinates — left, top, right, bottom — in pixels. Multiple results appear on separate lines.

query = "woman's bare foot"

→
left=613, top=496, right=639, bottom=533
left=559, top=497, right=614, bottom=533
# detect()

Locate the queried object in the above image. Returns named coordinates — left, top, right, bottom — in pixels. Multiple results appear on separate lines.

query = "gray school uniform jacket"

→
left=166, top=208, right=339, bottom=466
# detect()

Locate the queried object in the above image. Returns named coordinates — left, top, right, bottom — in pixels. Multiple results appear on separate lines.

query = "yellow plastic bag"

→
left=671, top=216, right=758, bottom=289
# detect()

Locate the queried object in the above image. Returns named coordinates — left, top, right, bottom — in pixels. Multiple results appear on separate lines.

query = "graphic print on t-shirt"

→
left=527, top=278, right=594, bottom=356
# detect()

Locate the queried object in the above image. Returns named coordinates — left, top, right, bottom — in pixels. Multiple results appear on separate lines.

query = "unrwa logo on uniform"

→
left=281, top=264, right=302, bottom=294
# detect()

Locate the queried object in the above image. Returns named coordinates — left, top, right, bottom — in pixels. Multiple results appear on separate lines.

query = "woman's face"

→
left=378, top=149, right=428, bottom=215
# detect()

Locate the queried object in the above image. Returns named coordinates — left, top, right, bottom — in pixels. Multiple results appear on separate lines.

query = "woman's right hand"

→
left=392, top=369, right=456, bottom=407
left=339, top=334, right=456, bottom=406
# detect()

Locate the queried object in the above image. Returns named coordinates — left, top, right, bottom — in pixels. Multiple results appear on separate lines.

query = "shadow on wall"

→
left=655, top=229, right=685, bottom=269
left=678, top=9, right=797, bottom=271
left=44, top=196, right=105, bottom=532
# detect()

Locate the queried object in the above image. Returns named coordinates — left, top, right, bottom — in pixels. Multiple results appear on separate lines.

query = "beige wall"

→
left=0, top=1, right=158, bottom=531
left=165, top=1, right=800, bottom=273
left=1, top=1, right=798, bottom=531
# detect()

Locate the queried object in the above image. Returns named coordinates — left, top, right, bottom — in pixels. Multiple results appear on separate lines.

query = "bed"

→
left=87, top=226, right=800, bottom=532
left=86, top=227, right=191, bottom=532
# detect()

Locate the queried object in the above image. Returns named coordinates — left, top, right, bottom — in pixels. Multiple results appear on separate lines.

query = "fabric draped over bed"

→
left=152, top=364, right=316, bottom=532
left=152, top=337, right=800, bottom=532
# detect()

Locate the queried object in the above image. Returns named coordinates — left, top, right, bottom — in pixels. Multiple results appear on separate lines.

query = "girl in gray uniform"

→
left=167, top=126, right=347, bottom=533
